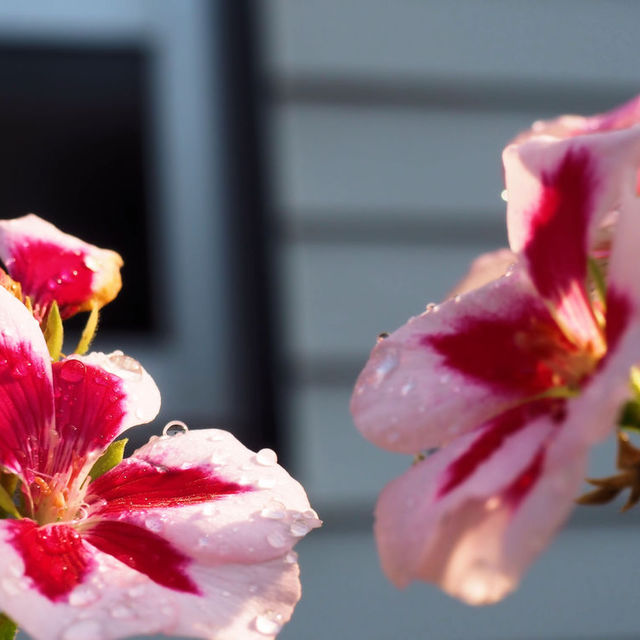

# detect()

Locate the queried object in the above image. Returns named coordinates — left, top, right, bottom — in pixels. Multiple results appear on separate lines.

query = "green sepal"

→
left=89, top=438, right=128, bottom=481
left=43, top=301, right=63, bottom=362
left=0, top=475, right=19, bottom=519
left=0, top=614, right=17, bottom=640
left=74, top=305, right=99, bottom=356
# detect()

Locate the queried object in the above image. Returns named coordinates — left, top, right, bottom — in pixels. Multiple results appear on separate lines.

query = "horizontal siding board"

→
left=266, top=0, right=640, bottom=87
left=272, top=105, right=539, bottom=211
left=281, top=242, right=501, bottom=360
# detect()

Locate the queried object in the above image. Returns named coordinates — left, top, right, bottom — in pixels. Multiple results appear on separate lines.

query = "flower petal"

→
left=374, top=311, right=640, bottom=604
left=0, top=520, right=301, bottom=640
left=374, top=399, right=585, bottom=604
left=504, top=127, right=640, bottom=351
left=86, top=429, right=320, bottom=567
left=511, top=94, right=640, bottom=144
left=0, top=286, right=53, bottom=481
left=0, top=214, right=123, bottom=320
left=48, top=351, right=160, bottom=477
left=351, top=267, right=580, bottom=453
left=447, top=248, right=517, bottom=298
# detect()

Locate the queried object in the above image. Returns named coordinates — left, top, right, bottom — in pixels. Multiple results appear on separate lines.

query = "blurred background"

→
left=5, top=1, right=640, bottom=638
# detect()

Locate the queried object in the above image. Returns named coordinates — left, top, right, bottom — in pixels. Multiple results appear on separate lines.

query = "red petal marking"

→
left=503, top=448, right=545, bottom=508
left=4, top=240, right=94, bottom=320
left=83, top=520, right=199, bottom=594
left=7, top=520, right=93, bottom=601
left=48, top=360, right=126, bottom=478
left=523, top=147, right=600, bottom=347
left=437, top=399, right=563, bottom=498
left=0, top=341, right=53, bottom=479
left=423, top=301, right=578, bottom=394
left=86, top=458, right=250, bottom=517
left=604, top=288, right=632, bottom=356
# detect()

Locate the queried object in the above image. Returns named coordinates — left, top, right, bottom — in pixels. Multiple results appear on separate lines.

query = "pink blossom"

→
left=0, top=214, right=123, bottom=320
left=0, top=286, right=320, bottom=639
left=351, top=106, right=640, bottom=603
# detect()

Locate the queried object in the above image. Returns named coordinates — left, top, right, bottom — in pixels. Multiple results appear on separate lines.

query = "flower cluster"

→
left=0, top=214, right=319, bottom=639
left=351, top=95, right=640, bottom=604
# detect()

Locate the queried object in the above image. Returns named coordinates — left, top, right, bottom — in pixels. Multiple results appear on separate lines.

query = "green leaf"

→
left=43, top=301, right=63, bottom=361
left=74, top=305, right=99, bottom=356
left=0, top=480, right=19, bottom=519
left=0, top=613, right=17, bottom=640
left=89, top=438, right=128, bottom=481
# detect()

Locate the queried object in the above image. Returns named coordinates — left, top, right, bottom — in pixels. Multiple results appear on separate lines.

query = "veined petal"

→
left=0, top=520, right=301, bottom=640
left=86, top=429, right=320, bottom=567
left=0, top=286, right=53, bottom=481
left=351, top=267, right=580, bottom=453
left=504, top=127, right=640, bottom=351
left=374, top=311, right=640, bottom=604
left=0, top=214, right=123, bottom=320
left=374, top=398, right=585, bottom=604
left=47, top=352, right=160, bottom=478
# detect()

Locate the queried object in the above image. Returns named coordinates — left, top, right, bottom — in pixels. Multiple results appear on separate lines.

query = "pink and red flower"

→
left=351, top=98, right=640, bottom=603
left=0, top=214, right=123, bottom=321
left=0, top=285, right=319, bottom=639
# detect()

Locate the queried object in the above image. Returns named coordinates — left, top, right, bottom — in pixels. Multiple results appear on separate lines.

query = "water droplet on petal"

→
left=109, top=352, right=143, bottom=379
left=283, top=551, right=297, bottom=564
left=60, top=360, right=86, bottom=384
left=63, top=620, right=103, bottom=640
left=83, top=255, right=100, bottom=272
left=127, top=584, right=145, bottom=598
left=372, top=349, right=399, bottom=385
left=266, top=530, right=288, bottom=548
left=254, top=611, right=283, bottom=635
left=144, top=513, right=164, bottom=533
left=258, top=476, right=276, bottom=489
left=290, top=521, right=312, bottom=537
left=485, top=497, right=501, bottom=511
left=261, top=501, right=286, bottom=520
left=255, top=448, right=277, bottom=466
left=400, top=380, right=414, bottom=396
left=69, top=585, right=99, bottom=607
left=110, top=604, right=134, bottom=619
left=162, top=420, right=188, bottom=437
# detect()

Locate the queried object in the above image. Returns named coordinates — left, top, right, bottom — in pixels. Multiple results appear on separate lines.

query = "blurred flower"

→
left=0, top=214, right=123, bottom=321
left=351, top=99, right=640, bottom=604
left=0, top=285, right=319, bottom=639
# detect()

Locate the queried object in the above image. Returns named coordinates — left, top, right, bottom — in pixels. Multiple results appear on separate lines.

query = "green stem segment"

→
left=0, top=614, right=18, bottom=640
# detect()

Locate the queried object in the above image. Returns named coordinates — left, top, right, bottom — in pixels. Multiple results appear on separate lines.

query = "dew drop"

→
left=372, top=350, right=399, bottom=385
left=485, top=497, right=501, bottom=511
left=258, top=476, right=276, bottom=489
left=144, top=513, right=164, bottom=533
left=290, top=520, right=312, bottom=537
left=255, top=448, right=277, bottom=466
left=254, top=611, right=283, bottom=635
left=110, top=604, right=134, bottom=619
left=62, top=620, right=103, bottom=640
left=127, top=584, right=146, bottom=598
left=69, top=585, right=99, bottom=607
left=283, top=551, right=297, bottom=564
left=261, top=501, right=286, bottom=520
left=400, top=380, right=414, bottom=396
left=425, top=303, right=437, bottom=313
left=109, top=352, right=143, bottom=379
left=266, top=530, right=288, bottom=548
left=162, top=420, right=188, bottom=437
left=60, top=359, right=86, bottom=384
left=83, top=256, right=100, bottom=272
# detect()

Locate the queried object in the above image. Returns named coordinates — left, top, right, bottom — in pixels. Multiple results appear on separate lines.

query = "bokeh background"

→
left=6, top=1, right=640, bottom=638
